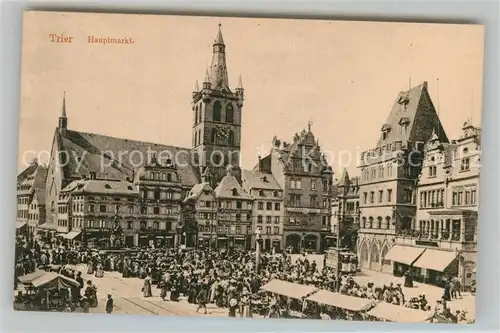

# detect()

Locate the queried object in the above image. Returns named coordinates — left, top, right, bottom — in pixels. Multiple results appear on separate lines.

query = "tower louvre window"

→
left=213, top=101, right=222, bottom=121
left=225, top=104, right=234, bottom=123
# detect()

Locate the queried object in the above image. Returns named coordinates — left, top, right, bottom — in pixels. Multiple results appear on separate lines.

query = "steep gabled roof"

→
left=241, top=169, right=281, bottom=191
left=214, top=174, right=251, bottom=200
left=58, top=129, right=199, bottom=187
left=62, top=179, right=138, bottom=195
left=377, top=81, right=448, bottom=147
left=17, top=161, right=39, bottom=185
left=337, top=168, right=350, bottom=187
left=185, top=182, right=213, bottom=201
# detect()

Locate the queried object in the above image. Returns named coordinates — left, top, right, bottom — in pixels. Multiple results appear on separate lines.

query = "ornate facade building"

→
left=184, top=182, right=218, bottom=247
left=331, top=169, right=360, bottom=252
left=257, top=124, right=334, bottom=253
left=393, top=120, right=480, bottom=288
left=357, top=81, right=447, bottom=272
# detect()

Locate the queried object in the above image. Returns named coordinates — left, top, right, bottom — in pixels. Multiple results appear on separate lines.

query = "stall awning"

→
left=16, top=221, right=27, bottom=229
left=17, top=270, right=47, bottom=284
left=413, top=249, right=457, bottom=272
left=306, top=289, right=375, bottom=312
left=261, top=279, right=317, bottom=299
left=61, top=231, right=81, bottom=240
left=384, top=245, right=426, bottom=265
left=31, top=272, right=81, bottom=289
left=367, top=302, right=432, bottom=322
left=39, top=223, right=58, bottom=231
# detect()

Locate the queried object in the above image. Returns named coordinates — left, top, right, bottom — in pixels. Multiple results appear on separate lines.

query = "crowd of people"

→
left=13, top=235, right=473, bottom=323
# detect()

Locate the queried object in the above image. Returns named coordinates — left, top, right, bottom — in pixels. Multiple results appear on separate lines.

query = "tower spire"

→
left=210, top=23, right=229, bottom=90
left=237, top=74, right=243, bottom=89
left=58, top=91, right=68, bottom=131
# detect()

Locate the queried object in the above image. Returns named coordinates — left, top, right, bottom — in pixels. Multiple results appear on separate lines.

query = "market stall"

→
left=366, top=301, right=433, bottom=323
left=306, top=289, right=376, bottom=312
left=261, top=279, right=317, bottom=299
left=15, top=271, right=81, bottom=311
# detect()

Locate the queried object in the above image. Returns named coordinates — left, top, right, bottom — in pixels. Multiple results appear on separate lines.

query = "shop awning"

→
left=261, top=279, right=317, bottom=299
left=17, top=270, right=47, bottom=284
left=15, top=221, right=27, bottom=229
left=61, top=231, right=81, bottom=240
left=413, top=249, right=458, bottom=272
left=31, top=272, right=81, bottom=289
left=384, top=245, right=426, bottom=265
left=306, top=290, right=375, bottom=312
left=218, top=237, right=228, bottom=240
left=367, top=302, right=432, bottom=322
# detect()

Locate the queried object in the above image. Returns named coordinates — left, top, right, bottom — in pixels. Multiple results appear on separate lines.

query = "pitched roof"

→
left=33, top=189, right=46, bottom=205
left=17, top=161, right=38, bottom=185
left=241, top=169, right=281, bottom=191
left=337, top=168, right=350, bottom=187
left=58, top=129, right=199, bottom=187
left=185, top=182, right=213, bottom=201
left=377, top=81, right=448, bottom=147
left=62, top=179, right=138, bottom=195
left=214, top=175, right=252, bottom=200
left=18, top=164, right=48, bottom=195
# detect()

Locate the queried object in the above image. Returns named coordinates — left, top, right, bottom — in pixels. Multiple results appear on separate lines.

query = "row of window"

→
left=17, top=197, right=31, bottom=205
left=452, top=189, right=477, bottom=206
left=194, top=101, right=234, bottom=125
left=199, top=225, right=257, bottom=235
left=17, top=210, right=28, bottom=219
left=257, top=216, right=280, bottom=224
left=218, top=200, right=253, bottom=210
left=147, top=172, right=177, bottom=182
left=360, top=216, right=392, bottom=229
left=362, top=189, right=393, bottom=205
left=140, top=190, right=176, bottom=200
left=290, top=178, right=330, bottom=192
left=288, top=216, right=330, bottom=226
left=257, top=202, right=281, bottom=211
left=218, top=213, right=251, bottom=222
left=288, top=195, right=330, bottom=208
left=28, top=213, right=39, bottom=221
left=253, top=189, right=281, bottom=198
left=362, top=164, right=394, bottom=181
left=419, top=189, right=445, bottom=208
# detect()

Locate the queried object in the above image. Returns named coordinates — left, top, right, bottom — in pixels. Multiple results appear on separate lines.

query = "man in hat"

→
left=106, top=294, right=114, bottom=314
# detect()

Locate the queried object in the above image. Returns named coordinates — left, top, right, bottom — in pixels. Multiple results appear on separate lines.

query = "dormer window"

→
left=104, top=184, right=111, bottom=189
left=232, top=188, right=238, bottom=196
left=258, top=190, right=264, bottom=196
left=261, top=176, right=268, bottom=183
left=398, top=92, right=410, bottom=108
left=127, top=185, right=134, bottom=190
left=273, top=190, right=279, bottom=197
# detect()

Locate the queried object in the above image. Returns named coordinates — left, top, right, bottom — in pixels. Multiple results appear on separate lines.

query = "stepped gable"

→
left=58, top=129, right=200, bottom=186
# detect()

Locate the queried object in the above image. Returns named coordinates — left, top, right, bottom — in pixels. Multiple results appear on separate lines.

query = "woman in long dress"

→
left=95, top=263, right=104, bottom=278
left=240, top=291, right=253, bottom=318
left=228, top=297, right=238, bottom=318
left=87, top=259, right=94, bottom=275
left=142, top=277, right=152, bottom=297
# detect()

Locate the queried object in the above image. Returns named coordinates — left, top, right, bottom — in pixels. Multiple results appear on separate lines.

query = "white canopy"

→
left=367, top=302, right=433, bottom=322
left=306, top=289, right=375, bottom=312
left=261, top=279, right=317, bottom=299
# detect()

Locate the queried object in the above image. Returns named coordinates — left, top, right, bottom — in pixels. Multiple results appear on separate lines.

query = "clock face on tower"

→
left=215, top=124, right=230, bottom=142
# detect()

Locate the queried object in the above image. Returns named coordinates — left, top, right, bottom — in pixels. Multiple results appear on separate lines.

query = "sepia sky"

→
left=18, top=12, right=484, bottom=177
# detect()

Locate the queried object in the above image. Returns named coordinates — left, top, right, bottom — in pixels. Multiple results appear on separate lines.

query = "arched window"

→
left=198, top=129, right=202, bottom=145
left=385, top=216, right=391, bottom=229
left=195, top=107, right=199, bottom=125
left=198, top=103, right=203, bottom=122
left=377, top=216, right=383, bottom=229
left=213, top=101, right=222, bottom=121
left=228, top=130, right=235, bottom=146
left=379, top=166, right=384, bottom=178
left=211, top=128, right=216, bottom=143
left=194, top=131, right=198, bottom=146
left=368, top=216, right=374, bottom=228
left=361, top=216, right=367, bottom=228
left=225, top=104, right=234, bottom=123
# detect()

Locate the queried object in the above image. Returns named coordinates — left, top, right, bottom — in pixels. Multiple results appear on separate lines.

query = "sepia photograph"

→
left=14, top=11, right=483, bottom=324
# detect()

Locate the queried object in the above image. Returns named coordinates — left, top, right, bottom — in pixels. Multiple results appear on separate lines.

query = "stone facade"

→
left=257, top=124, right=334, bottom=253
left=357, top=81, right=448, bottom=272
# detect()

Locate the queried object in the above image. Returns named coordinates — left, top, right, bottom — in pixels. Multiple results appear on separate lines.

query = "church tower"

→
left=58, top=91, right=68, bottom=134
left=191, top=24, right=244, bottom=187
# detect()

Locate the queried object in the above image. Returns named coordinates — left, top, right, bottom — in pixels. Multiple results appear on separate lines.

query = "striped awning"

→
left=413, top=249, right=457, bottom=272
left=384, top=245, right=425, bottom=265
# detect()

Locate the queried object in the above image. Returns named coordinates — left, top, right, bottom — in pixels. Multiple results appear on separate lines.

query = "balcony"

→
left=395, top=229, right=476, bottom=251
